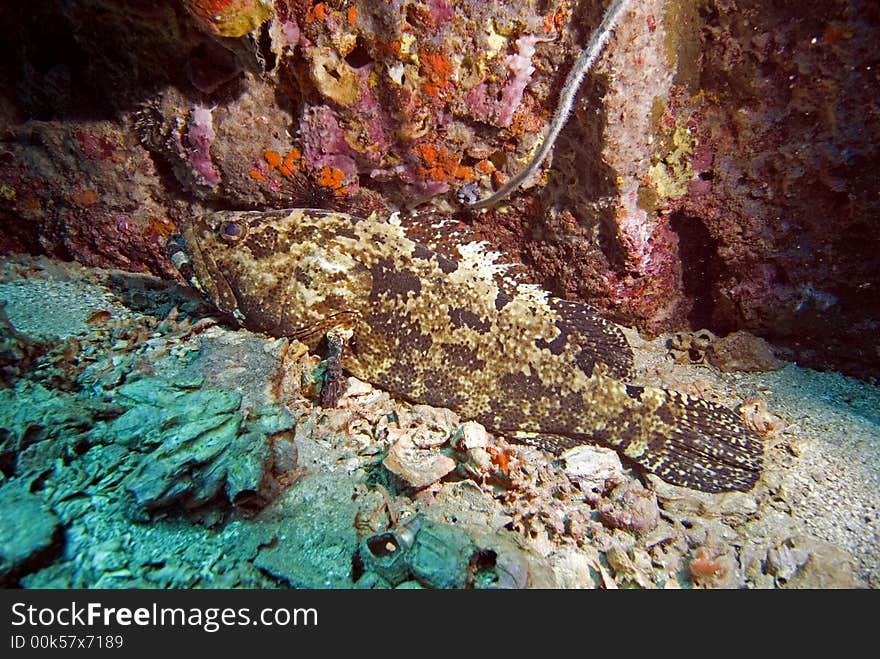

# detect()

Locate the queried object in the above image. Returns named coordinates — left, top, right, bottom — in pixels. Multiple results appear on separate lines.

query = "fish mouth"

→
left=167, top=221, right=241, bottom=319
left=167, top=234, right=203, bottom=292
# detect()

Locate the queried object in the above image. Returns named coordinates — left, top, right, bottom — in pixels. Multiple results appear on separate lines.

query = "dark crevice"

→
left=670, top=212, right=724, bottom=330
left=257, top=22, right=277, bottom=72
left=345, top=41, right=373, bottom=69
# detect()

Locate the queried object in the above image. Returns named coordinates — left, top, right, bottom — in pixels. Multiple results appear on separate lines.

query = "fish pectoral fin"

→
left=310, top=322, right=358, bottom=408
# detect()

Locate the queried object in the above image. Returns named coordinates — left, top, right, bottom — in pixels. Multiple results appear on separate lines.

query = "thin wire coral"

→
left=461, top=0, right=632, bottom=210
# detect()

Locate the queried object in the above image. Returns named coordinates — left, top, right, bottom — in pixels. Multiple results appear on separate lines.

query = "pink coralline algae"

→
left=466, top=36, right=540, bottom=128
left=426, top=0, right=454, bottom=26
left=605, top=202, right=684, bottom=332
left=299, top=105, right=359, bottom=188
left=185, top=105, right=221, bottom=188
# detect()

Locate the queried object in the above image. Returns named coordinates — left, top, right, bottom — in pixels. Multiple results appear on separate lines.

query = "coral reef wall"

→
left=0, top=0, right=877, bottom=378
left=671, top=0, right=880, bottom=378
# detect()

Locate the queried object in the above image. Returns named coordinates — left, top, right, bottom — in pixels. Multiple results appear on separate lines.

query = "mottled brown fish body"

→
left=180, top=209, right=763, bottom=493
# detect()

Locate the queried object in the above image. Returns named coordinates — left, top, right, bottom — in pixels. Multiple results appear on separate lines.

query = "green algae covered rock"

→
left=355, top=516, right=481, bottom=589
left=0, top=381, right=104, bottom=477
left=252, top=472, right=358, bottom=588
left=88, top=377, right=296, bottom=517
left=0, top=482, right=61, bottom=586
left=406, top=519, right=475, bottom=589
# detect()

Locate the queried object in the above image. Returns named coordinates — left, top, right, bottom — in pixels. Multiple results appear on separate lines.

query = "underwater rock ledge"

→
left=0, top=0, right=876, bottom=379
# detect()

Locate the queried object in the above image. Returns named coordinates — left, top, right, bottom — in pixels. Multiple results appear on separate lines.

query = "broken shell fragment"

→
left=453, top=421, right=491, bottom=450
left=383, top=435, right=456, bottom=489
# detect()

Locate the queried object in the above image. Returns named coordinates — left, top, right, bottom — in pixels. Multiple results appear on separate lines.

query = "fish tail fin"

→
left=613, top=385, right=764, bottom=493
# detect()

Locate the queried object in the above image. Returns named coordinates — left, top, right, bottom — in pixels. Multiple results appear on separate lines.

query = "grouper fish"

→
left=170, top=209, right=763, bottom=493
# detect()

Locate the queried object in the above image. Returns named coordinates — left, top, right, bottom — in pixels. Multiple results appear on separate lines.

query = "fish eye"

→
left=219, top=221, right=246, bottom=243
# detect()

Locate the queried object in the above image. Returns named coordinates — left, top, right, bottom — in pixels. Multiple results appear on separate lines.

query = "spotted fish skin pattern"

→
left=178, top=209, right=763, bottom=493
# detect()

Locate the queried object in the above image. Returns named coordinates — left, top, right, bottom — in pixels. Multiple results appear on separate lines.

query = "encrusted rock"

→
left=548, top=547, right=602, bottom=589
left=766, top=536, right=811, bottom=582
left=90, top=377, right=296, bottom=516
left=358, top=531, right=411, bottom=587
left=0, top=381, right=104, bottom=477
left=454, top=421, right=491, bottom=450
left=183, top=0, right=273, bottom=38
left=708, top=330, right=783, bottom=373
left=357, top=515, right=490, bottom=589
left=406, top=518, right=475, bottom=589
left=0, top=302, right=48, bottom=386
left=606, top=545, right=655, bottom=589
left=667, top=329, right=717, bottom=365
left=451, top=421, right=498, bottom=479
left=0, top=482, right=61, bottom=586
left=253, top=473, right=359, bottom=588
left=647, top=474, right=759, bottom=527
left=342, top=376, right=372, bottom=398
left=737, top=398, right=785, bottom=436
left=783, top=541, right=865, bottom=589
left=562, top=444, right=625, bottom=494
left=768, top=535, right=864, bottom=588
left=407, top=404, right=459, bottom=437
left=598, top=483, right=660, bottom=535
left=489, top=545, right=531, bottom=589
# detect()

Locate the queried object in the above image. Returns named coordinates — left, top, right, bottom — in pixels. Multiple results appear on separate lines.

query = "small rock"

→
left=549, top=547, right=601, bottom=589
left=667, top=329, right=716, bottom=364
left=466, top=447, right=494, bottom=473
left=562, top=444, right=625, bottom=493
left=767, top=537, right=810, bottom=582
left=409, top=405, right=460, bottom=432
left=91, top=539, right=128, bottom=573
left=358, top=531, right=410, bottom=586
left=342, top=377, right=373, bottom=397
left=784, top=542, right=865, bottom=589
left=271, top=435, right=298, bottom=474
left=647, top=474, right=759, bottom=526
left=490, top=546, right=531, bottom=589
left=770, top=535, right=865, bottom=588
left=383, top=435, right=456, bottom=489
left=708, top=330, right=782, bottom=372
left=353, top=571, right=392, bottom=589
left=606, top=545, right=655, bottom=589
left=395, top=580, right=425, bottom=589
left=409, top=426, right=450, bottom=449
